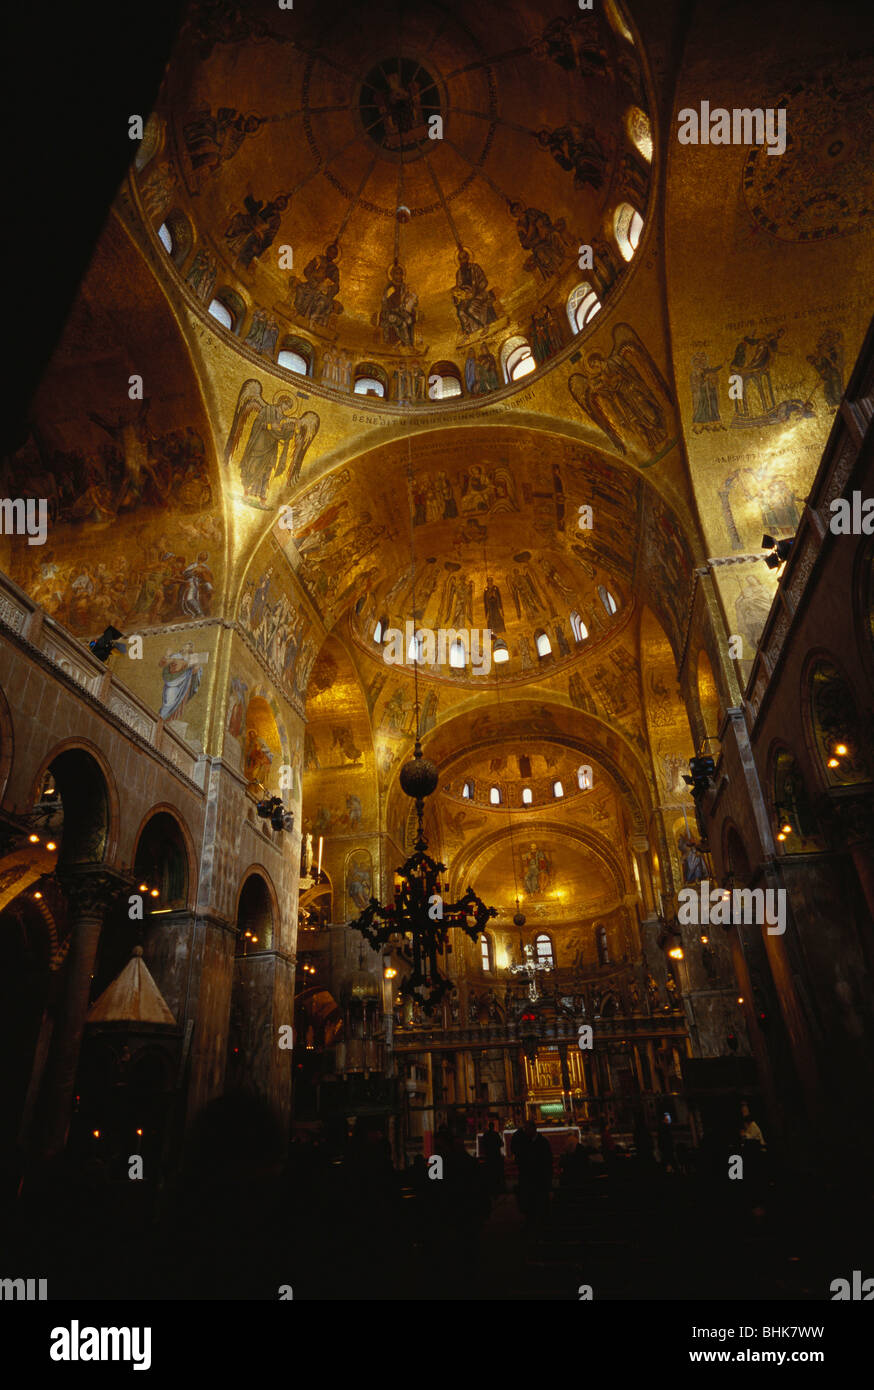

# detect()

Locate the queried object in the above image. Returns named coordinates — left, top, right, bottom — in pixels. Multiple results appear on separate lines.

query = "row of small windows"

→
left=481, top=927, right=610, bottom=974
left=156, top=197, right=645, bottom=394
left=466, top=765, right=593, bottom=805
left=373, top=595, right=615, bottom=661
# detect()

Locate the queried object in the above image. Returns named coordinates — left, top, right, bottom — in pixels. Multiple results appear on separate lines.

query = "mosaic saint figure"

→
left=537, top=122, right=607, bottom=191
left=158, top=642, right=205, bottom=721
left=291, top=243, right=342, bottom=328
left=225, top=193, right=289, bottom=270
left=183, top=106, right=265, bottom=187
left=451, top=249, right=498, bottom=336
left=379, top=260, right=418, bottom=347
left=509, top=200, right=569, bottom=279
left=690, top=352, right=723, bottom=427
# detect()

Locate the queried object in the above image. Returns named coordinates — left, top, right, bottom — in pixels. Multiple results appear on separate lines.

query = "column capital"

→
left=57, top=864, right=131, bottom=918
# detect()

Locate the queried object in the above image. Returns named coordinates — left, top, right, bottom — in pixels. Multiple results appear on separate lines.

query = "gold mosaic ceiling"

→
left=158, top=0, right=647, bottom=366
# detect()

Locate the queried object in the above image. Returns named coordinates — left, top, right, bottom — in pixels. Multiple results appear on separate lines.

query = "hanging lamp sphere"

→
left=400, top=753, right=439, bottom=800
left=396, top=205, right=411, bottom=223
left=513, top=911, right=527, bottom=928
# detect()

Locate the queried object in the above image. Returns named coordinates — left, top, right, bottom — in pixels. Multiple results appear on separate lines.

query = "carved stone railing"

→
left=0, top=572, right=205, bottom=789
left=392, top=1012, right=687, bottom=1052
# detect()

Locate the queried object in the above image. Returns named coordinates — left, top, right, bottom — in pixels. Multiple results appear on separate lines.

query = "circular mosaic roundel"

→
left=742, top=53, right=874, bottom=241
left=359, top=57, right=442, bottom=160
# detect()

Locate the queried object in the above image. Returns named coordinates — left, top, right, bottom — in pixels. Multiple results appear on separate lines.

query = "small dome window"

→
left=614, top=203, right=644, bottom=261
left=577, top=765, right=593, bottom=791
left=449, top=638, right=467, bottom=668
left=493, top=639, right=509, bottom=664
left=599, top=586, right=618, bottom=615
left=278, top=349, right=308, bottom=375
left=277, top=336, right=313, bottom=376
left=522, top=787, right=533, bottom=805
left=428, top=363, right=463, bottom=399
left=553, top=780, right=564, bottom=798
left=489, top=786, right=502, bottom=806
left=207, top=298, right=234, bottom=331
left=354, top=376, right=385, bottom=398
left=462, top=781, right=473, bottom=800
left=535, top=630, right=552, bottom=658
left=373, top=620, right=383, bottom=643
left=501, top=336, right=536, bottom=383
left=157, top=223, right=173, bottom=254
left=535, top=934, right=555, bottom=968
left=570, top=612, right=588, bottom=642
left=625, top=106, right=653, bottom=163
left=481, top=935, right=494, bottom=972
left=567, top=283, right=602, bottom=333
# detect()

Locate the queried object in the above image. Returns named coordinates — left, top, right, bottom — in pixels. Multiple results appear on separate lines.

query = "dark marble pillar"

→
left=38, top=866, right=128, bottom=1159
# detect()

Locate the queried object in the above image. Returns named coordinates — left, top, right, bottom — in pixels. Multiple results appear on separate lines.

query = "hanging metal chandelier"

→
left=352, top=738, right=497, bottom=1012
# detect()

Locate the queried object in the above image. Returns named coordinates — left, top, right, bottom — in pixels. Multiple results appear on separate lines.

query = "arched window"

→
left=598, top=585, right=618, bottom=615
left=570, top=611, right=588, bottom=642
left=809, top=660, right=870, bottom=786
left=553, top=780, right=564, bottom=798
left=354, top=376, right=385, bottom=398
left=489, top=786, right=502, bottom=806
left=625, top=106, right=653, bottom=162
left=278, top=349, right=309, bottom=375
left=522, top=787, right=533, bottom=805
left=481, top=934, right=494, bottom=972
left=157, top=209, right=193, bottom=267
left=578, top=765, right=593, bottom=791
left=605, top=0, right=634, bottom=42
left=449, top=637, right=467, bottom=668
left=373, top=619, right=383, bottom=644
left=596, top=925, right=610, bottom=965
left=566, top=282, right=603, bottom=333
left=534, top=630, right=552, bottom=658
left=408, top=629, right=427, bottom=663
left=462, top=781, right=473, bottom=799
left=493, top=639, right=509, bottom=664
left=208, top=287, right=245, bottom=333
left=354, top=363, right=388, bottom=397
left=614, top=203, right=644, bottom=261
left=772, top=748, right=819, bottom=849
left=207, top=297, right=234, bottom=331
left=501, top=336, right=536, bottom=383
left=535, top=934, right=555, bottom=969
left=428, top=362, right=463, bottom=399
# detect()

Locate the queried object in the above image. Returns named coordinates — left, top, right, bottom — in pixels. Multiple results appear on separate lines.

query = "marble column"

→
left=38, top=865, right=128, bottom=1159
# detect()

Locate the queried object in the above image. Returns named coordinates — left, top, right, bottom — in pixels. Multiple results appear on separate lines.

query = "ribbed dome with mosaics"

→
left=144, top=0, right=652, bottom=401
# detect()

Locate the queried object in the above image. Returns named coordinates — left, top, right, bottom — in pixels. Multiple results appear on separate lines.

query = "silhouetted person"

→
left=657, top=1113, right=675, bottom=1172
left=633, top=1112, right=654, bottom=1168
left=481, top=1122, right=505, bottom=1193
left=559, top=1132, right=590, bottom=1187
left=516, top=1120, right=553, bottom=1227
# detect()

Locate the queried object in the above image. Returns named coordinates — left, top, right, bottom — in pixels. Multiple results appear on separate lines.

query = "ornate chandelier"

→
left=352, top=739, right=497, bottom=1012
left=351, top=433, right=497, bottom=1011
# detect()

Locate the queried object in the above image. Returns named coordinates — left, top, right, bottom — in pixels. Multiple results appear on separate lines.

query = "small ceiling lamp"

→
left=668, top=946, right=684, bottom=960
left=833, top=743, right=848, bottom=757
left=28, top=833, right=40, bottom=844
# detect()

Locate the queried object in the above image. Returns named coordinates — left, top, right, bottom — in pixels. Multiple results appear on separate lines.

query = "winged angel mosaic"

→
left=568, top=323, right=673, bottom=462
left=224, top=380, right=320, bottom=509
